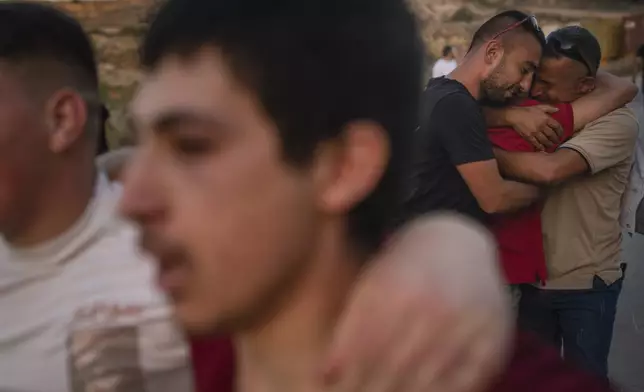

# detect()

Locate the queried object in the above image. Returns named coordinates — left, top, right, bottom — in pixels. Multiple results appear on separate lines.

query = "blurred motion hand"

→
left=507, top=105, right=563, bottom=151
left=323, top=213, right=512, bottom=392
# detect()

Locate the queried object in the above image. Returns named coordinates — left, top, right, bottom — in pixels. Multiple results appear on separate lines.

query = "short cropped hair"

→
left=0, top=3, right=98, bottom=93
left=141, top=0, right=424, bottom=253
left=469, top=10, right=545, bottom=52
left=0, top=2, right=102, bottom=137
left=442, top=45, right=453, bottom=57
left=544, top=26, right=602, bottom=76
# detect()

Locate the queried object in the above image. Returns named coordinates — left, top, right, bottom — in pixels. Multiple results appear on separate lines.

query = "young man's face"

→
left=0, top=63, right=51, bottom=238
left=531, top=56, right=594, bottom=104
left=121, top=48, right=323, bottom=334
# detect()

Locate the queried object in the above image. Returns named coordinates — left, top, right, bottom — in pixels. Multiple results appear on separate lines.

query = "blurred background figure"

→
left=635, top=44, right=644, bottom=95
left=432, top=45, right=458, bottom=78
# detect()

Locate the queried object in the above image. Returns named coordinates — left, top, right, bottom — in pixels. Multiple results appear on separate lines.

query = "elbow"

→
left=533, top=167, right=560, bottom=185
left=535, top=160, right=576, bottom=185
left=523, top=160, right=562, bottom=185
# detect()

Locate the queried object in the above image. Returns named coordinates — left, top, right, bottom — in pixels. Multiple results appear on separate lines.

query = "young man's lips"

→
left=156, top=255, right=189, bottom=296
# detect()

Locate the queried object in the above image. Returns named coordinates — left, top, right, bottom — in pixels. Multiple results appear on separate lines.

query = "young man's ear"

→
left=312, top=121, right=389, bottom=214
left=45, top=88, right=88, bottom=153
left=482, top=40, right=504, bottom=77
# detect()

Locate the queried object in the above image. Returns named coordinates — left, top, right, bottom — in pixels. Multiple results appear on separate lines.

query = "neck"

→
left=6, top=151, right=96, bottom=248
left=235, top=226, right=364, bottom=392
left=449, top=55, right=483, bottom=100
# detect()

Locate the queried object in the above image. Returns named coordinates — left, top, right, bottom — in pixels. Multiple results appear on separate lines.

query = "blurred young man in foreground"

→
left=121, top=0, right=617, bottom=391
left=0, top=2, right=515, bottom=392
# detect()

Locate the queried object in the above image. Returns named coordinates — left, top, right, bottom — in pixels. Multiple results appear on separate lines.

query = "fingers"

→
left=533, top=132, right=554, bottom=150
left=322, top=279, right=405, bottom=391
left=527, top=116, right=563, bottom=152
left=546, top=118, right=564, bottom=138
left=528, top=136, right=546, bottom=152
left=535, top=104, right=559, bottom=114
left=359, top=308, right=433, bottom=392
left=531, top=119, right=563, bottom=152
left=404, top=311, right=508, bottom=392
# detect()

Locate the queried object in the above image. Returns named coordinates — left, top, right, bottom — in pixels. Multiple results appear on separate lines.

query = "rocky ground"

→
left=44, top=0, right=643, bottom=147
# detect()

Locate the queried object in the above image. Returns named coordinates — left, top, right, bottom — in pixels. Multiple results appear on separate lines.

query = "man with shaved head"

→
left=406, top=10, right=545, bottom=226
left=404, top=10, right=547, bottom=307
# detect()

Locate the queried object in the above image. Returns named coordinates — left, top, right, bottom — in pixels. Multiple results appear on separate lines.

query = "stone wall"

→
left=40, top=0, right=639, bottom=147
left=43, top=0, right=152, bottom=146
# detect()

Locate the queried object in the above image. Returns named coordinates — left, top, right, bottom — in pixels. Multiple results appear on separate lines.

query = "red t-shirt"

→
left=189, top=332, right=613, bottom=392
left=487, top=100, right=575, bottom=284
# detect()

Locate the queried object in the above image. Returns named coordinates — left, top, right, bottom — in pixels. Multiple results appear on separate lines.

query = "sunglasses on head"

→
left=490, top=15, right=545, bottom=45
left=546, top=35, right=596, bottom=76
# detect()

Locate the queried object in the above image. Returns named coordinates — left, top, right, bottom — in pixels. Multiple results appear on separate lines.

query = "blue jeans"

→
left=518, top=275, right=623, bottom=378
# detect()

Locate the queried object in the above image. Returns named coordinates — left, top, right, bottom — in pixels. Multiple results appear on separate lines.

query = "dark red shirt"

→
left=487, top=100, right=575, bottom=284
left=189, top=332, right=613, bottom=392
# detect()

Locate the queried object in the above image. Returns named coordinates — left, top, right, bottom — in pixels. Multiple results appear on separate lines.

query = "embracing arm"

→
left=571, top=71, right=638, bottom=130
left=494, top=104, right=639, bottom=185
left=429, top=93, right=541, bottom=213
left=494, top=148, right=589, bottom=186
left=483, top=72, right=638, bottom=150
left=457, top=160, right=541, bottom=213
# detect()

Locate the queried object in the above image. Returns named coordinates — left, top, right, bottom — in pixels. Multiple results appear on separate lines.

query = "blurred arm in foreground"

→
left=101, top=146, right=511, bottom=392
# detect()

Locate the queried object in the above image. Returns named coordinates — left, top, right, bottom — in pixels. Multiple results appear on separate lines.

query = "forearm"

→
left=495, top=148, right=573, bottom=186
left=494, top=148, right=556, bottom=184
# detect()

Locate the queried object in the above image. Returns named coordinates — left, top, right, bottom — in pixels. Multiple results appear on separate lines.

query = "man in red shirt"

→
left=120, top=1, right=616, bottom=391
left=487, top=100, right=574, bottom=288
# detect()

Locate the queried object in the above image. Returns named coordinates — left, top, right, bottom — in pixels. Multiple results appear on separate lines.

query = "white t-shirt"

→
left=432, top=58, right=457, bottom=78
left=0, top=175, right=193, bottom=392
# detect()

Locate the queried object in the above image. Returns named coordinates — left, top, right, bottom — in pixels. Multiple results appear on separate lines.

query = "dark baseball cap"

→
left=546, top=26, right=601, bottom=76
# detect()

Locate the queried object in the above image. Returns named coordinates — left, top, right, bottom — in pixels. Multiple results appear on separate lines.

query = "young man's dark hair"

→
left=0, top=2, right=101, bottom=134
left=469, top=10, right=546, bottom=52
left=442, top=45, right=453, bottom=57
left=141, top=0, right=424, bottom=252
left=544, top=26, right=602, bottom=76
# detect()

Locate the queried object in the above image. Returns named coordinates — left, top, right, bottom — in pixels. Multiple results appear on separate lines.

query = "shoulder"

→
left=424, top=84, right=480, bottom=118
left=67, top=180, right=163, bottom=306
left=437, top=89, right=478, bottom=107
left=432, top=91, right=483, bottom=129
left=583, top=107, right=639, bottom=138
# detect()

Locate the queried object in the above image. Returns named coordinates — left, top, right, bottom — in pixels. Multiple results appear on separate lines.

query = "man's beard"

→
left=479, top=65, right=523, bottom=106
